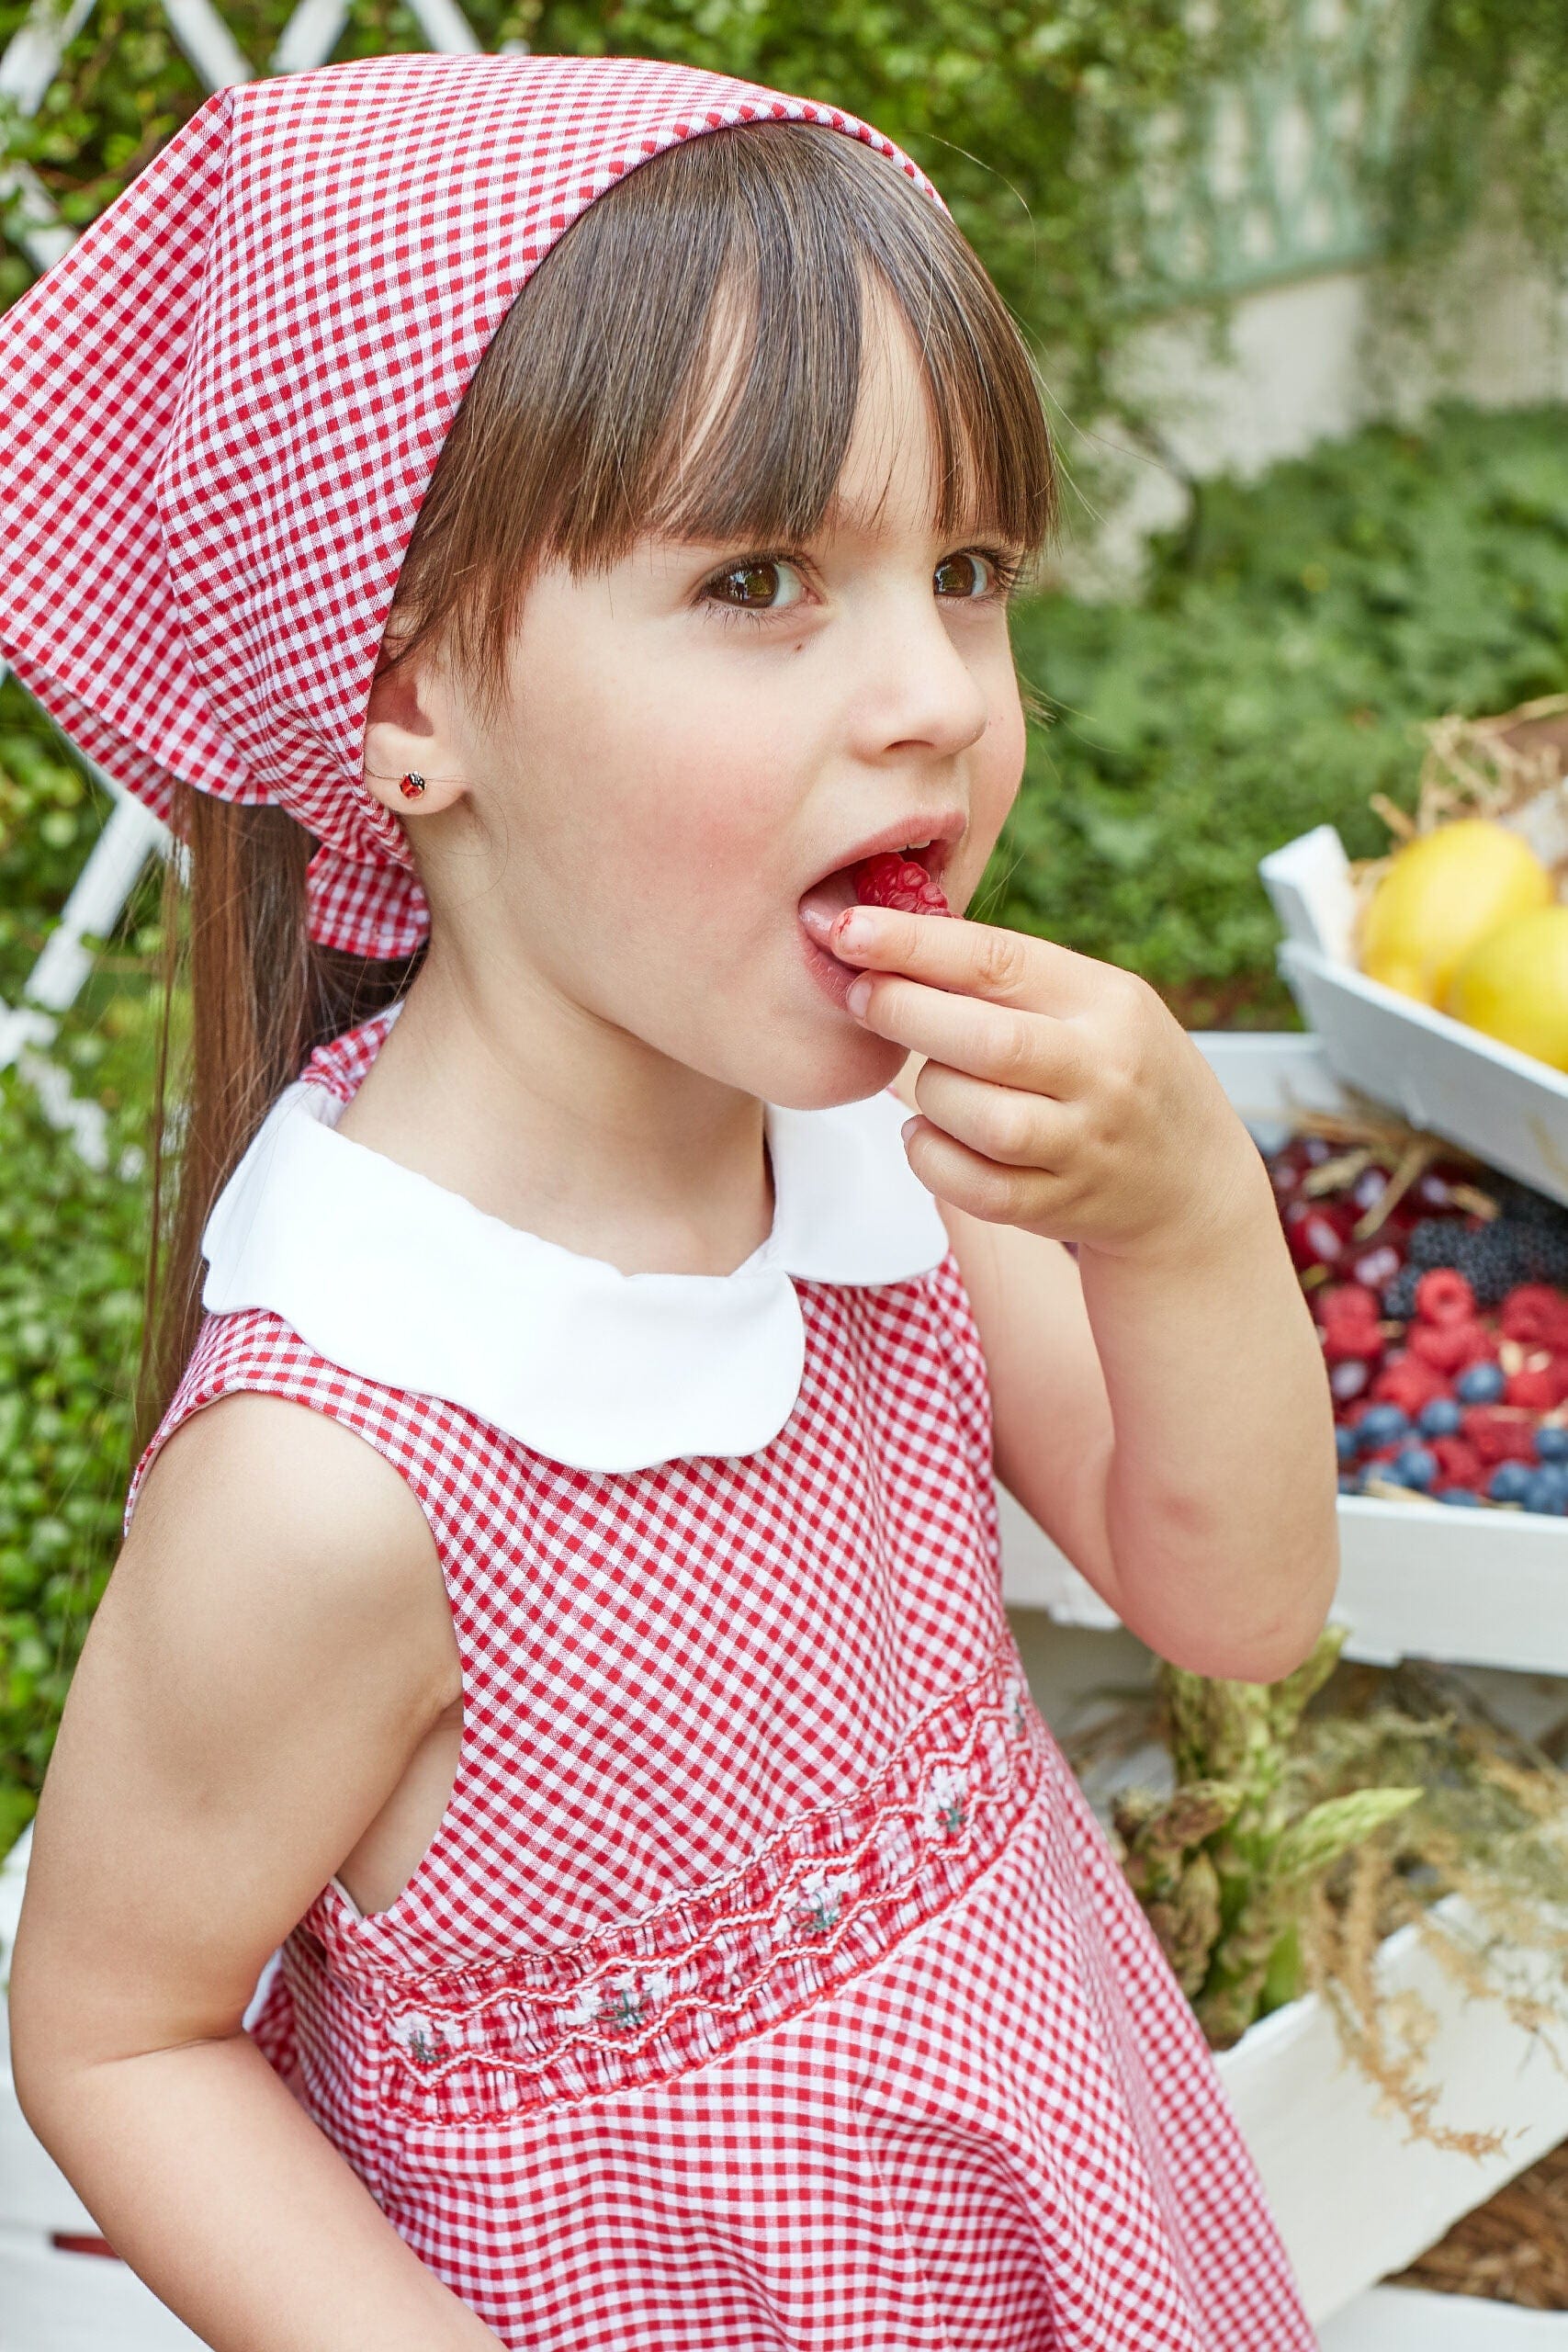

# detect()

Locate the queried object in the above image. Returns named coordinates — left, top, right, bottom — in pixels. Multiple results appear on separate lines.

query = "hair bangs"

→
left=379, top=120, right=1056, bottom=735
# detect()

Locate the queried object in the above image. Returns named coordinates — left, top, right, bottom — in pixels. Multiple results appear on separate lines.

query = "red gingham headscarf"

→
left=0, top=51, right=944, bottom=958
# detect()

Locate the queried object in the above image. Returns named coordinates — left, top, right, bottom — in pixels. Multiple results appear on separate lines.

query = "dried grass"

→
left=1387, top=2134, right=1568, bottom=2308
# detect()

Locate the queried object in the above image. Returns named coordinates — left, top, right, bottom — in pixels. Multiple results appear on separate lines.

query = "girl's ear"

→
left=361, top=647, right=468, bottom=818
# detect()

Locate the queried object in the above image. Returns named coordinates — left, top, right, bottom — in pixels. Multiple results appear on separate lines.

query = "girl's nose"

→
left=850, top=582, right=994, bottom=763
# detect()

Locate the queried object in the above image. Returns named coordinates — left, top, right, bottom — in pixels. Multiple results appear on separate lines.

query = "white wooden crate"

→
left=998, top=1028, right=1568, bottom=1678
left=1213, top=1888, right=1568, bottom=2327
left=1258, top=822, right=1568, bottom=1209
left=1321, top=2288, right=1568, bottom=2346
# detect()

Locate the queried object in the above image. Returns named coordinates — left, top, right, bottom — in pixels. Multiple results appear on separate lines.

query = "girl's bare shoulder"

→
left=126, top=1387, right=459, bottom=1713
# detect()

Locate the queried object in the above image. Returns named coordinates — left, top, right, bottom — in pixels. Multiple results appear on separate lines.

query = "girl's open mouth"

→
left=796, top=840, right=950, bottom=948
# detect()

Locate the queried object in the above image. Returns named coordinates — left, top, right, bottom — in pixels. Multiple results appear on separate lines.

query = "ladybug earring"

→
left=400, top=772, right=427, bottom=798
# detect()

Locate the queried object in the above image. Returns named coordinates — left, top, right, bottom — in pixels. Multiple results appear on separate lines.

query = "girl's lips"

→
left=798, top=919, right=864, bottom=1011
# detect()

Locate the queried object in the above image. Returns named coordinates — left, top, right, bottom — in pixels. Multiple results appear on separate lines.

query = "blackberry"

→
left=1488, top=1176, right=1568, bottom=1234
left=1407, top=1219, right=1469, bottom=1272
left=1441, top=1218, right=1561, bottom=1307
left=1528, top=1227, right=1568, bottom=1287
left=1381, top=1263, right=1423, bottom=1322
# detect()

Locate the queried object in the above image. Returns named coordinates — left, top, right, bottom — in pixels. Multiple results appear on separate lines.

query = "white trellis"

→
left=0, top=0, right=513, bottom=1170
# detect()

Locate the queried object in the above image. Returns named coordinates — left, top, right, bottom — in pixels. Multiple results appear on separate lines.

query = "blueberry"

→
left=1522, top=1471, right=1568, bottom=1517
left=1336, top=1423, right=1360, bottom=1465
left=1456, top=1362, right=1506, bottom=1405
left=1382, top=1265, right=1423, bottom=1322
left=1390, top=1444, right=1438, bottom=1491
left=1356, top=1403, right=1412, bottom=1453
left=1416, top=1396, right=1464, bottom=1438
left=1436, top=1486, right=1483, bottom=1506
left=1488, top=1461, right=1535, bottom=1504
left=1337, top=1470, right=1363, bottom=1496
left=1536, top=1425, right=1568, bottom=1462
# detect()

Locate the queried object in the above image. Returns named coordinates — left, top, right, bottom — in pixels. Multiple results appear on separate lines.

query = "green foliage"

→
left=0, top=685, right=120, bottom=1002
left=0, top=667, right=169, bottom=1847
left=986, top=401, right=1568, bottom=1019
left=1383, top=0, right=1568, bottom=269
left=0, top=982, right=162, bottom=1860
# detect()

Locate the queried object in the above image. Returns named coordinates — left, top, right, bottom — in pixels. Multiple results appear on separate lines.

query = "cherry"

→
left=1284, top=1198, right=1355, bottom=1272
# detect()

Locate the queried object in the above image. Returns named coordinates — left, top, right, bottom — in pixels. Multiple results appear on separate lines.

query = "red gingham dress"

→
left=124, top=1003, right=1317, bottom=2351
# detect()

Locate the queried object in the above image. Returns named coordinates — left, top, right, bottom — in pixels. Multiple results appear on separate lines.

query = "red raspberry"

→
left=852, top=854, right=953, bottom=918
left=1461, top=1406, right=1538, bottom=1465
left=1319, top=1282, right=1382, bottom=1328
left=1325, top=1327, right=1384, bottom=1365
left=1416, top=1269, right=1476, bottom=1328
left=1325, top=1327, right=1385, bottom=1364
left=1370, top=1358, right=1449, bottom=1416
left=1511, top=1355, right=1568, bottom=1410
left=1431, top=1434, right=1483, bottom=1487
left=1408, top=1319, right=1494, bottom=1376
left=1501, top=1285, right=1568, bottom=1350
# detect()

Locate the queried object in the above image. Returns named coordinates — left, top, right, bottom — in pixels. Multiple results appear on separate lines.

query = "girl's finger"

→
left=909, top=1062, right=1079, bottom=1170
left=832, top=904, right=1106, bottom=1016
left=901, top=1114, right=1074, bottom=1230
left=851, top=972, right=1091, bottom=1099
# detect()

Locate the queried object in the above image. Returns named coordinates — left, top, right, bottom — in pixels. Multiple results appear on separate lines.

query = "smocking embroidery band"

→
left=371, top=1650, right=1043, bottom=2122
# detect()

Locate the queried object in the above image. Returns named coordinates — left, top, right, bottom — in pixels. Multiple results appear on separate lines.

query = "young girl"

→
left=2, top=48, right=1337, bottom=2352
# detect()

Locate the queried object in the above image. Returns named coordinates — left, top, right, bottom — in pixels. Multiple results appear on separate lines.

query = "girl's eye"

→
left=701, top=556, right=809, bottom=623
left=935, top=547, right=1024, bottom=603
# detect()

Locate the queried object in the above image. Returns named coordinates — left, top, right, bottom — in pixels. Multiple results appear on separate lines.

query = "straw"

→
left=1386, top=2133, right=1568, bottom=2308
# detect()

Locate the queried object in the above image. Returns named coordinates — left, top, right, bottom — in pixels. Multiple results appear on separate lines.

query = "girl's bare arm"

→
left=7, top=1392, right=503, bottom=2351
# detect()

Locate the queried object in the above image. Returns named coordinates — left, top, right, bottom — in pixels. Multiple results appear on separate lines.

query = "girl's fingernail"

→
left=901, top=1116, right=919, bottom=1145
left=836, top=913, right=872, bottom=953
left=846, top=977, right=872, bottom=1016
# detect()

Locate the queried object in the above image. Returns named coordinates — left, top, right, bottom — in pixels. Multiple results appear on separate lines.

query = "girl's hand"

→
left=830, top=904, right=1264, bottom=1268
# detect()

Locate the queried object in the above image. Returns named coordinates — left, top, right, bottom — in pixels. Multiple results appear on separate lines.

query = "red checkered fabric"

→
left=0, top=51, right=944, bottom=957
left=122, top=1015, right=1317, bottom=2349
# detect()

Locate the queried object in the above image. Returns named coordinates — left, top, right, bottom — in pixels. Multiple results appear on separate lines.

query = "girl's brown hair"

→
left=134, top=118, right=1057, bottom=1457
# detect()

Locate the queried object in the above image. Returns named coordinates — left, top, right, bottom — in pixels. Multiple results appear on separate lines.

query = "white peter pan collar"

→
left=199, top=1001, right=950, bottom=1474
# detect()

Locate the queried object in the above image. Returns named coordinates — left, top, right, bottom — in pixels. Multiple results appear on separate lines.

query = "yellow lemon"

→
left=1443, top=904, right=1568, bottom=1070
left=1358, top=819, right=1552, bottom=1004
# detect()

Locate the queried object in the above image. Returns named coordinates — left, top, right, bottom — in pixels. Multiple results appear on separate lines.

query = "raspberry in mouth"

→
left=851, top=852, right=953, bottom=918
left=797, top=842, right=955, bottom=944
